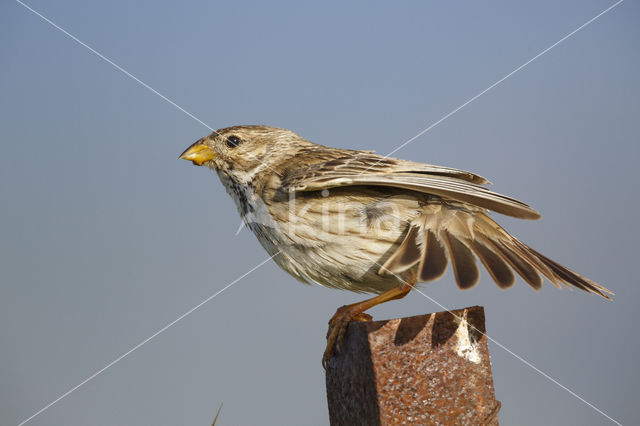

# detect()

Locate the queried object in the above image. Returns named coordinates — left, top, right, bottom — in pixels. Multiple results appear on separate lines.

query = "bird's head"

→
left=180, top=125, right=307, bottom=184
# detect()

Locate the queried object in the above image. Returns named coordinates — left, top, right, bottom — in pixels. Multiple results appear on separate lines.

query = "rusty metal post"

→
left=325, top=306, right=500, bottom=425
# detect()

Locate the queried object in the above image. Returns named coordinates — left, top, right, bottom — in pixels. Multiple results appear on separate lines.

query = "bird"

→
left=180, top=125, right=613, bottom=367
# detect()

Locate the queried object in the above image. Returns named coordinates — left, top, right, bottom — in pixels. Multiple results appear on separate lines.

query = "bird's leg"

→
left=323, top=278, right=414, bottom=368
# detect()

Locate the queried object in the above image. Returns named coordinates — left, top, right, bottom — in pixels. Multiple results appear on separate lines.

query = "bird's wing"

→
left=378, top=206, right=612, bottom=299
left=281, top=151, right=541, bottom=220
left=283, top=149, right=491, bottom=184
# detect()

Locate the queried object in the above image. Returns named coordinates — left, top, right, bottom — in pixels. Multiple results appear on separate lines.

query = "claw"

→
left=321, top=284, right=413, bottom=369
left=322, top=305, right=373, bottom=369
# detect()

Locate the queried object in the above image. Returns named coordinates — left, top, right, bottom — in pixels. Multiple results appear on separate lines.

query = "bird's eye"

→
left=225, top=135, right=243, bottom=148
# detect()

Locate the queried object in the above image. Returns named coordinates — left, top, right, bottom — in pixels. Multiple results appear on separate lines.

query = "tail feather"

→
left=379, top=205, right=613, bottom=299
left=523, top=244, right=612, bottom=299
left=418, top=229, right=448, bottom=281
left=378, top=225, right=422, bottom=274
left=442, top=233, right=479, bottom=289
left=511, top=239, right=562, bottom=289
left=492, top=239, right=543, bottom=290
left=471, top=239, right=515, bottom=288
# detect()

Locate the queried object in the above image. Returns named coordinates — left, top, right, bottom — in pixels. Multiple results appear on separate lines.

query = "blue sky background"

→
left=1, top=1, right=638, bottom=424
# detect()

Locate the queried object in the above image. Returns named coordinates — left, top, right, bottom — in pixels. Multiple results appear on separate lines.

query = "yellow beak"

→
left=179, top=141, right=216, bottom=166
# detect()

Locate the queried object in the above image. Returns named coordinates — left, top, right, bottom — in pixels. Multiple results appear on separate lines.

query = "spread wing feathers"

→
left=283, top=156, right=540, bottom=219
left=284, top=148, right=491, bottom=185
left=379, top=206, right=613, bottom=299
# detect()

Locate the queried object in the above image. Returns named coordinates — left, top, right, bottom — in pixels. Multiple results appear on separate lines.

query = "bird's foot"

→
left=322, top=306, right=372, bottom=369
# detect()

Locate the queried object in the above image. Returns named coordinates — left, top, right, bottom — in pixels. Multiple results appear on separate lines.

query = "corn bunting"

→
left=180, top=125, right=612, bottom=367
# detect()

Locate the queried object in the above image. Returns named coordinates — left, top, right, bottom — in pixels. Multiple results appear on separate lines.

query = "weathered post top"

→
left=325, top=305, right=500, bottom=425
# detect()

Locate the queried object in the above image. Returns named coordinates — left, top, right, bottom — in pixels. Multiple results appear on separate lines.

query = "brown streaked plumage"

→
left=180, top=125, right=613, bottom=367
